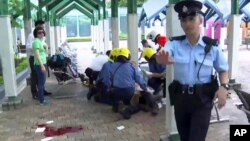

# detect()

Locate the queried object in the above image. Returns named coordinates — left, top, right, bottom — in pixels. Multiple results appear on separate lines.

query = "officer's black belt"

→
left=173, top=80, right=212, bottom=95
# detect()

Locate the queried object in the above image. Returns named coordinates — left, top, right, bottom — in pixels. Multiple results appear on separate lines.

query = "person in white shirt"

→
left=84, top=51, right=110, bottom=87
left=26, top=20, right=52, bottom=99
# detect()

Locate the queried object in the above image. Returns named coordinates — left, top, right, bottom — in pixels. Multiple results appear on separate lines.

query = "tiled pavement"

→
left=0, top=44, right=250, bottom=141
left=0, top=77, right=166, bottom=141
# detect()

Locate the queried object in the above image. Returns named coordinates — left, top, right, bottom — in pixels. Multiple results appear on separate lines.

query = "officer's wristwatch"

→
left=221, top=83, right=229, bottom=90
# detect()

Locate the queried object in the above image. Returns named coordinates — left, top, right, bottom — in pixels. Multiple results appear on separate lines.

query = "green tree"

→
left=9, top=0, right=24, bottom=28
left=107, top=0, right=146, bottom=7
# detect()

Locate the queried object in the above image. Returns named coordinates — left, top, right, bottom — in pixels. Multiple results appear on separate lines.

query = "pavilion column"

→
left=228, top=0, right=240, bottom=84
left=98, top=19, right=104, bottom=53
left=127, top=0, right=138, bottom=64
left=91, top=21, right=94, bottom=49
left=12, top=27, right=18, bottom=54
left=0, top=0, right=18, bottom=99
left=111, top=0, right=119, bottom=49
left=103, top=11, right=110, bottom=52
left=161, top=0, right=183, bottom=140
left=94, top=21, right=99, bottom=53
left=23, top=0, right=32, bottom=43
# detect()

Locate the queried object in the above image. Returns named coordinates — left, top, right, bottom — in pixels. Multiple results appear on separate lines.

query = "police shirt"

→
left=164, top=35, right=228, bottom=85
left=109, top=62, right=147, bottom=91
left=97, top=61, right=112, bottom=85
left=148, top=58, right=166, bottom=73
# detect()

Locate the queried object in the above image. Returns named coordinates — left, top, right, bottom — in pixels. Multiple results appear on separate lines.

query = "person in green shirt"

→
left=32, top=26, right=48, bottom=105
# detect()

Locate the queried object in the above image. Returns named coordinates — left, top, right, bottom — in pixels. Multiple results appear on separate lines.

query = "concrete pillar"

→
left=228, top=15, right=241, bottom=82
left=138, top=27, right=142, bottom=49
left=21, top=28, right=25, bottom=45
left=0, top=16, right=17, bottom=97
left=127, top=0, right=138, bottom=64
left=91, top=24, right=94, bottom=48
left=111, top=0, right=119, bottom=49
left=111, top=18, right=119, bottom=48
left=54, top=26, right=60, bottom=50
left=98, top=20, right=104, bottom=53
left=220, top=27, right=227, bottom=50
left=94, top=25, right=100, bottom=52
left=45, top=22, right=51, bottom=53
left=61, top=26, right=67, bottom=43
left=103, top=18, right=110, bottom=52
left=50, top=26, right=56, bottom=55
left=24, top=19, right=32, bottom=43
left=165, top=4, right=184, bottom=138
left=127, top=14, right=138, bottom=63
left=211, top=26, right=215, bottom=39
left=12, top=27, right=17, bottom=54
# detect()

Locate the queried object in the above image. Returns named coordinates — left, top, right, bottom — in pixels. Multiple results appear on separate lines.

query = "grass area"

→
left=67, top=37, right=92, bottom=42
left=0, top=57, right=28, bottom=85
left=66, top=33, right=145, bottom=42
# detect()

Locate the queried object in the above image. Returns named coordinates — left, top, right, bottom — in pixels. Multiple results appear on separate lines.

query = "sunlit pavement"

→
left=0, top=42, right=249, bottom=141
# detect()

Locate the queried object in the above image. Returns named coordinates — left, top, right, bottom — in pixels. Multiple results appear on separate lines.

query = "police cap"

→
left=174, top=0, right=203, bottom=19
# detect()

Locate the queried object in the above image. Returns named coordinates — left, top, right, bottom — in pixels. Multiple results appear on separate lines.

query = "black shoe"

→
left=87, top=91, right=93, bottom=100
left=93, top=95, right=100, bottom=102
left=44, top=91, right=52, bottom=96
left=120, top=109, right=131, bottom=119
left=138, top=104, right=149, bottom=112
left=32, top=95, right=38, bottom=100
left=112, top=105, right=119, bottom=113
left=151, top=105, right=159, bottom=116
left=32, top=93, right=38, bottom=100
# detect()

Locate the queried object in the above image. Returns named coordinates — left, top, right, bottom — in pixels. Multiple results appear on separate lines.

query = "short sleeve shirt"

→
left=164, top=35, right=228, bottom=85
left=32, top=38, right=47, bottom=65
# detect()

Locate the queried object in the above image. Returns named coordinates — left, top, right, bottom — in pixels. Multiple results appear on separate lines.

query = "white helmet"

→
left=147, top=30, right=159, bottom=42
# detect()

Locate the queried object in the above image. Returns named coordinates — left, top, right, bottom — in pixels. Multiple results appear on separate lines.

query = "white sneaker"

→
left=162, top=98, right=167, bottom=105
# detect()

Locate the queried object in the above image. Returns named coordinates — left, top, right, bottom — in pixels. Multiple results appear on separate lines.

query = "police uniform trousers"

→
left=95, top=82, right=113, bottom=105
left=112, top=87, right=134, bottom=108
left=174, top=92, right=212, bottom=141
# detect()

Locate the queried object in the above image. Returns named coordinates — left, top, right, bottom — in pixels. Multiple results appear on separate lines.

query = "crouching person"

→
left=109, top=48, right=159, bottom=119
left=85, top=50, right=110, bottom=100
left=94, top=48, right=120, bottom=105
left=142, top=48, right=167, bottom=103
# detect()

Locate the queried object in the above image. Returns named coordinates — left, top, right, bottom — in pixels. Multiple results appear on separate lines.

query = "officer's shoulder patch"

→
left=202, top=36, right=218, bottom=46
left=169, top=35, right=186, bottom=41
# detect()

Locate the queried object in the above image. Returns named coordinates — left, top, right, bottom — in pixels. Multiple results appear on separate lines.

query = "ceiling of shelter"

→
left=138, top=0, right=250, bottom=27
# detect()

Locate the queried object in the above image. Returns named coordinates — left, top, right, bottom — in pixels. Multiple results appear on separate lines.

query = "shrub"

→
left=0, top=57, right=28, bottom=85
left=0, top=75, right=3, bottom=85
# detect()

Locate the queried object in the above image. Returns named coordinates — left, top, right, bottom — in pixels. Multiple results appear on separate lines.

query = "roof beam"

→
left=39, top=0, right=55, bottom=8
left=55, top=2, right=92, bottom=17
left=57, top=3, right=93, bottom=19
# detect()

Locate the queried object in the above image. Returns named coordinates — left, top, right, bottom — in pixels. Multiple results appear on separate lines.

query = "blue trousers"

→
left=112, top=87, right=134, bottom=108
left=97, top=83, right=113, bottom=105
left=34, top=65, right=46, bottom=103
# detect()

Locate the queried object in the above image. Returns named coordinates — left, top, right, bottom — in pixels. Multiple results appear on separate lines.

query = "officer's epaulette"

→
left=169, top=35, right=186, bottom=41
left=202, top=36, right=218, bottom=46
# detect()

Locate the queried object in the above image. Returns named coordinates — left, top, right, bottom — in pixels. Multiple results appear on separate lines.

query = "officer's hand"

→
left=156, top=50, right=175, bottom=65
left=215, top=86, right=228, bottom=109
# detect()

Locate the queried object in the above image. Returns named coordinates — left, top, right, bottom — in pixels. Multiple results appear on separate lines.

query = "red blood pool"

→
left=37, top=124, right=83, bottom=137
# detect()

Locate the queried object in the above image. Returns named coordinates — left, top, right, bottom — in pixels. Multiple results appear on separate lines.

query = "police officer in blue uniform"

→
left=156, top=0, right=229, bottom=141
left=142, top=48, right=166, bottom=97
left=94, top=48, right=120, bottom=104
left=109, top=48, right=147, bottom=110
left=109, top=48, right=159, bottom=119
